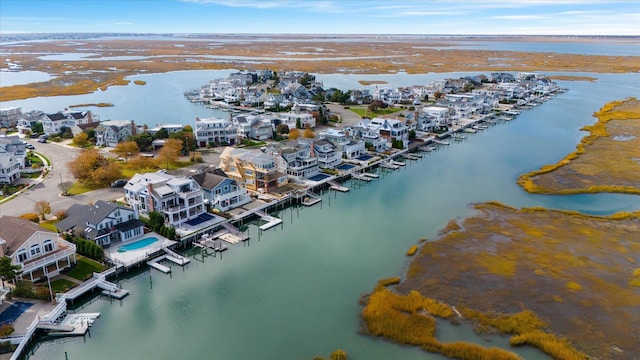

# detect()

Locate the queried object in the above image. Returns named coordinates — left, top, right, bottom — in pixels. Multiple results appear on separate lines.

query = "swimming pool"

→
left=0, top=302, right=33, bottom=325
left=336, top=163, right=355, bottom=171
left=118, top=237, right=159, bottom=252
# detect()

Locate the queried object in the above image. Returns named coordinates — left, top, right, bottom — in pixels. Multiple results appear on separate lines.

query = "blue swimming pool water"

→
left=336, top=164, right=355, bottom=170
left=308, top=173, right=330, bottom=182
left=357, top=155, right=373, bottom=161
left=0, top=302, right=33, bottom=325
left=117, top=237, right=158, bottom=252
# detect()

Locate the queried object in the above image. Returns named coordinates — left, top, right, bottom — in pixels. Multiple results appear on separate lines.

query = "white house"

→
left=124, top=171, right=206, bottom=227
left=41, top=111, right=94, bottom=135
left=280, top=111, right=316, bottom=129
left=0, top=216, right=76, bottom=282
left=0, top=137, right=26, bottom=184
left=422, top=106, right=451, bottom=129
left=55, top=200, right=145, bottom=247
left=319, top=128, right=365, bottom=159
left=195, top=117, right=237, bottom=147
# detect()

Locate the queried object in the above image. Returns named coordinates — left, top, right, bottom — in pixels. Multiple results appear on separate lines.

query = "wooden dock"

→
left=328, top=180, right=349, bottom=192
left=351, top=173, right=372, bottom=182
left=255, top=210, right=283, bottom=230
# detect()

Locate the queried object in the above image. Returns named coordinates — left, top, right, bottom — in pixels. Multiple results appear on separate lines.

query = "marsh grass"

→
left=518, top=98, right=640, bottom=195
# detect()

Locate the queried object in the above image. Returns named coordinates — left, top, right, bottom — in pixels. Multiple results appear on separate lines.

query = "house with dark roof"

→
left=190, top=170, right=250, bottom=212
left=55, top=200, right=144, bottom=247
left=0, top=216, right=76, bottom=282
left=41, top=110, right=93, bottom=136
left=95, top=120, right=135, bottom=147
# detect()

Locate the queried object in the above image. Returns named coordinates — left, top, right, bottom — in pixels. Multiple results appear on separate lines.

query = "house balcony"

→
left=19, top=241, right=76, bottom=275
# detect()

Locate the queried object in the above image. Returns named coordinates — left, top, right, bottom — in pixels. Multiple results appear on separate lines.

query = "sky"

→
left=1, top=0, right=639, bottom=35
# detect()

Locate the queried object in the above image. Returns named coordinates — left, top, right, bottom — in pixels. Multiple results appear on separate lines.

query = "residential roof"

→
left=45, top=112, right=67, bottom=121
left=55, top=200, right=120, bottom=230
left=0, top=216, right=57, bottom=256
left=190, top=172, right=229, bottom=191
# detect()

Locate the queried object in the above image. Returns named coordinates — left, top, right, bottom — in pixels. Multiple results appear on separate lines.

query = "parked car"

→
left=37, top=138, right=47, bottom=143
left=30, top=133, right=40, bottom=138
left=25, top=144, right=35, bottom=149
left=111, top=179, right=128, bottom=188
left=39, top=134, right=49, bottom=139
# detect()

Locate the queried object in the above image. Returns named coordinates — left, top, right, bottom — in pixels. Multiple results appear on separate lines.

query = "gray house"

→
left=56, top=200, right=145, bottom=247
left=190, top=170, right=251, bottom=212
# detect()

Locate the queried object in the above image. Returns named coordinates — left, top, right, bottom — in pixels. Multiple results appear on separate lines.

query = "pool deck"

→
left=106, top=233, right=176, bottom=268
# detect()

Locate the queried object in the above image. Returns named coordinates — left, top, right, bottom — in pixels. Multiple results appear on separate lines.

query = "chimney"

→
left=131, top=120, right=136, bottom=136
left=88, top=111, right=93, bottom=123
left=147, top=183, right=155, bottom=212
left=0, top=238, right=6, bottom=257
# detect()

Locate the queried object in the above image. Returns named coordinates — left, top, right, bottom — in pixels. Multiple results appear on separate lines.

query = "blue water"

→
left=117, top=237, right=158, bottom=252
left=0, top=302, right=33, bottom=325
left=336, top=164, right=355, bottom=170
left=5, top=40, right=637, bottom=360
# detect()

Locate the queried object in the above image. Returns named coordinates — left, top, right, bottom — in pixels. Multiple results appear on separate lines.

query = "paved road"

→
left=0, top=139, right=125, bottom=218
left=325, top=103, right=362, bottom=127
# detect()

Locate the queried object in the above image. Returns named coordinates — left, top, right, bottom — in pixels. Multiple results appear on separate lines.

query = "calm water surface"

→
left=15, top=70, right=640, bottom=359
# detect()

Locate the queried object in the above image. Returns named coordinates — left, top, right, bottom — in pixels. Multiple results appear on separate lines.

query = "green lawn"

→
left=39, top=220, right=58, bottom=232
left=66, top=256, right=106, bottom=281
left=350, top=106, right=405, bottom=118
left=50, top=278, right=77, bottom=293
left=67, top=181, right=106, bottom=195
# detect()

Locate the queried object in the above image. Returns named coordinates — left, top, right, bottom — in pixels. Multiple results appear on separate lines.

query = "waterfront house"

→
left=369, top=117, right=409, bottom=149
left=347, top=123, right=387, bottom=153
left=0, top=216, right=76, bottom=282
left=271, top=140, right=319, bottom=180
left=319, top=128, right=365, bottom=159
left=218, top=147, right=288, bottom=194
left=55, top=200, right=145, bottom=247
left=311, top=139, right=341, bottom=169
left=195, top=117, right=237, bottom=147
left=0, top=136, right=26, bottom=184
left=190, top=170, right=251, bottom=212
left=95, top=120, right=135, bottom=147
left=422, top=106, right=452, bottom=130
left=124, top=171, right=206, bottom=227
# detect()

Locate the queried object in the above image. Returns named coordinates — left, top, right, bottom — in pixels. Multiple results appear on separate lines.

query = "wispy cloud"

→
left=492, top=15, right=544, bottom=20
left=181, top=0, right=344, bottom=12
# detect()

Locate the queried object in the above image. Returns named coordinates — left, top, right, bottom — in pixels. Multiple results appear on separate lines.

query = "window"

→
left=43, top=240, right=54, bottom=252
left=30, top=244, right=41, bottom=257
left=16, top=250, right=27, bottom=263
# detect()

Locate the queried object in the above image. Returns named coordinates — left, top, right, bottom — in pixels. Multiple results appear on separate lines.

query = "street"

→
left=0, top=139, right=125, bottom=218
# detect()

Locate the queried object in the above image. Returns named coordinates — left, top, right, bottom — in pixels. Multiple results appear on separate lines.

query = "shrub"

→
left=0, top=324, right=14, bottom=337
left=19, top=213, right=40, bottom=223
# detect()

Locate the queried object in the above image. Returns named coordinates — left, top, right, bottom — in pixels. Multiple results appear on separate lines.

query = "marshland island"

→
left=362, top=98, right=640, bottom=359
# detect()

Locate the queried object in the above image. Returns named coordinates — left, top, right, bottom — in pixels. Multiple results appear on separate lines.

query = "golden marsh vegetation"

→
left=518, top=98, right=640, bottom=195
left=1, top=36, right=639, bottom=101
left=395, top=202, right=640, bottom=358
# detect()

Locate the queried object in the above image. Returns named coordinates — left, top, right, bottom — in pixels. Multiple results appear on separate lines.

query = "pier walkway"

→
left=255, top=210, right=283, bottom=231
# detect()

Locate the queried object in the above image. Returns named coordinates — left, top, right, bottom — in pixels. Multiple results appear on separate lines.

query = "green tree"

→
left=32, top=122, right=43, bottom=134
left=276, top=124, right=290, bottom=134
left=409, top=129, right=416, bottom=140
left=0, top=256, right=21, bottom=288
